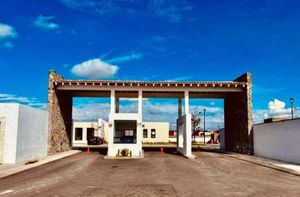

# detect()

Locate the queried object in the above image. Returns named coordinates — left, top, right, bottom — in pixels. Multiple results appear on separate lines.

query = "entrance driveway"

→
left=0, top=151, right=300, bottom=196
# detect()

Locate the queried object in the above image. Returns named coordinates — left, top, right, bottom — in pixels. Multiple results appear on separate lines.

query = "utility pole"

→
left=203, top=109, right=206, bottom=145
left=290, top=98, right=294, bottom=119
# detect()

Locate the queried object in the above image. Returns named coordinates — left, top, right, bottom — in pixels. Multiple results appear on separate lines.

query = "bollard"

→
left=160, top=147, right=164, bottom=156
left=86, top=147, right=90, bottom=156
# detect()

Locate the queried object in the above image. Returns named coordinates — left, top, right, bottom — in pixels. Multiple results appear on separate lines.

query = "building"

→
left=48, top=71, right=253, bottom=158
left=72, top=120, right=169, bottom=147
left=0, top=103, right=48, bottom=164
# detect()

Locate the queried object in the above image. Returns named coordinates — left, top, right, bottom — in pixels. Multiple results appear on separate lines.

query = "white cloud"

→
left=34, top=15, right=59, bottom=30
left=262, top=98, right=299, bottom=120
left=0, top=93, right=46, bottom=109
left=148, top=0, right=193, bottom=23
left=71, top=58, right=119, bottom=79
left=0, top=23, right=17, bottom=39
left=59, top=0, right=194, bottom=23
left=165, top=76, right=193, bottom=82
left=268, top=99, right=285, bottom=112
left=106, top=52, right=143, bottom=64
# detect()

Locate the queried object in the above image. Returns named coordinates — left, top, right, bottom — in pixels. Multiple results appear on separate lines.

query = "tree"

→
left=191, top=110, right=201, bottom=142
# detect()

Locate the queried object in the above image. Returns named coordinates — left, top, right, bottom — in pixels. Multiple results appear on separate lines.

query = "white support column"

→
left=184, top=90, right=189, bottom=115
left=138, top=90, right=143, bottom=115
left=110, top=90, right=115, bottom=114
left=178, top=98, right=182, bottom=118
left=116, top=97, right=120, bottom=113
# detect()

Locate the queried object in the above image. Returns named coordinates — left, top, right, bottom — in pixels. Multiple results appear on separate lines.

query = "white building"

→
left=72, top=120, right=169, bottom=147
left=0, top=103, right=48, bottom=164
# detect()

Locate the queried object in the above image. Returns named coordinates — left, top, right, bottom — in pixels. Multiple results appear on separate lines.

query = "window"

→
left=143, top=129, right=148, bottom=138
left=125, top=129, right=134, bottom=136
left=114, top=120, right=137, bottom=144
left=75, top=128, right=83, bottom=140
left=151, top=129, right=156, bottom=138
left=87, top=128, right=95, bottom=140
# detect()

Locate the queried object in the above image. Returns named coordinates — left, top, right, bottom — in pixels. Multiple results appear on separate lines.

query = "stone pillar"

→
left=224, top=73, right=253, bottom=154
left=48, top=70, right=72, bottom=154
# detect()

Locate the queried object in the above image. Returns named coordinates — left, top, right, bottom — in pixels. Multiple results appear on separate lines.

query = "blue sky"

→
left=1, top=0, right=300, bottom=129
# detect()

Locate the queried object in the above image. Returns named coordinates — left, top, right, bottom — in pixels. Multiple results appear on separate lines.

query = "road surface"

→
left=0, top=150, right=300, bottom=196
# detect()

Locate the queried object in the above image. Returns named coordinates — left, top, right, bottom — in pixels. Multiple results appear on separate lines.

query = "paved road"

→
left=0, top=150, right=300, bottom=197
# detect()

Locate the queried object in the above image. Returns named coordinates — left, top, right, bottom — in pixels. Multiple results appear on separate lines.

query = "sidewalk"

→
left=226, top=152, right=300, bottom=176
left=0, top=150, right=80, bottom=178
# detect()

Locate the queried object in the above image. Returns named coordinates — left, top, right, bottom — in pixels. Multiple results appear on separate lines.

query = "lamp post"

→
left=290, top=98, right=294, bottom=119
left=203, top=109, right=206, bottom=145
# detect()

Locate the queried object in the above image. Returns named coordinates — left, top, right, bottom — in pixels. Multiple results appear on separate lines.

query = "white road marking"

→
left=0, top=190, right=14, bottom=195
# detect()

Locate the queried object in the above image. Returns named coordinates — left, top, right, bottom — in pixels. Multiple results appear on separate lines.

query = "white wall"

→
left=16, top=105, right=48, bottom=163
left=0, top=103, right=48, bottom=164
left=142, top=122, right=169, bottom=143
left=0, top=104, right=19, bottom=163
left=254, top=119, right=300, bottom=164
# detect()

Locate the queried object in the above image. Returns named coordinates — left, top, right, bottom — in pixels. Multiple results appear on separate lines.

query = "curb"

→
left=225, top=153, right=300, bottom=177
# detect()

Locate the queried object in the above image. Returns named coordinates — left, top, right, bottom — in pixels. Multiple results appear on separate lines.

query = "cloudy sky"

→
left=1, top=0, right=299, bottom=129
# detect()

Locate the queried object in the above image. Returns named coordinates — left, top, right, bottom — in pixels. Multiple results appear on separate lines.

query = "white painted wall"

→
left=142, top=122, right=169, bottom=143
left=254, top=119, right=300, bottom=164
left=176, top=114, right=192, bottom=158
left=16, top=105, right=48, bottom=163
left=0, top=104, right=19, bottom=163
left=0, top=103, right=48, bottom=164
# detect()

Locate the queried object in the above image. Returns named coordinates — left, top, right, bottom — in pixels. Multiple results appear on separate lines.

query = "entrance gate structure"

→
left=48, top=71, right=253, bottom=158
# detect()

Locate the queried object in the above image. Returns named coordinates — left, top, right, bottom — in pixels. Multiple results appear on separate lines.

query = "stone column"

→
left=224, top=73, right=253, bottom=154
left=48, top=70, right=72, bottom=155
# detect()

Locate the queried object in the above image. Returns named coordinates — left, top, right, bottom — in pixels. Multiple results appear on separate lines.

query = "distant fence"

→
left=253, top=118, right=300, bottom=164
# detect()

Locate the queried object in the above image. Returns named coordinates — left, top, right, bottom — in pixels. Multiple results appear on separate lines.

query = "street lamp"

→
left=203, top=109, right=206, bottom=145
left=290, top=98, right=294, bottom=119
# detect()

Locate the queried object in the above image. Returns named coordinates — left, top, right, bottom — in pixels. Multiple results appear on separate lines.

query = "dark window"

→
left=114, top=120, right=137, bottom=144
left=151, top=129, right=156, bottom=138
left=87, top=128, right=95, bottom=140
left=75, top=128, right=83, bottom=140
left=143, top=129, right=148, bottom=138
